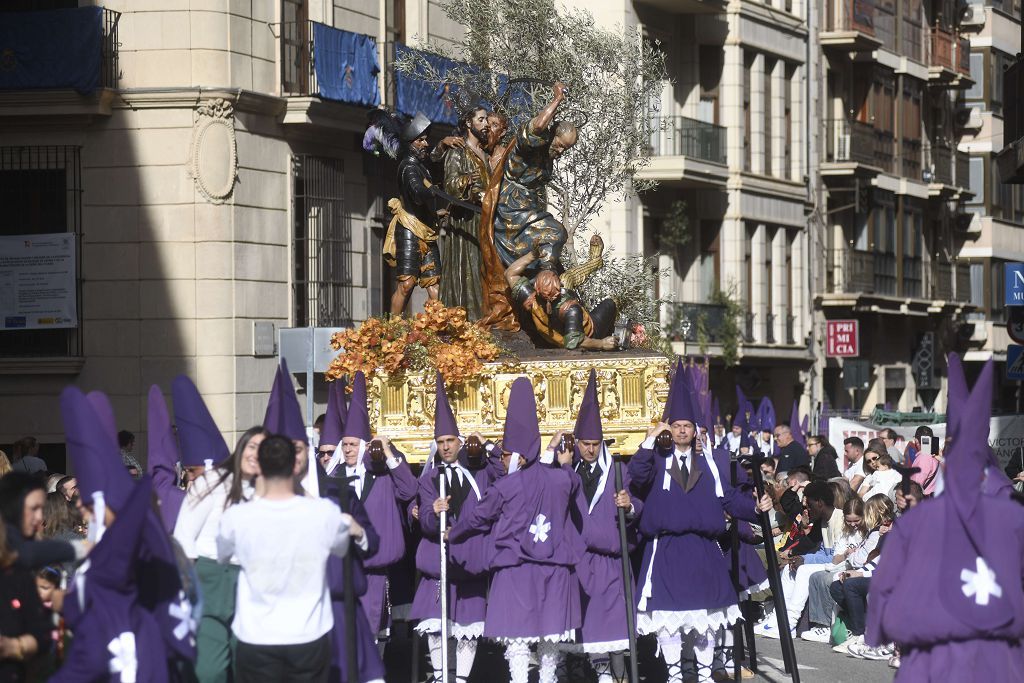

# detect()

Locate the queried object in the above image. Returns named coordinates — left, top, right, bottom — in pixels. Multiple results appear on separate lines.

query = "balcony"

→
left=823, top=118, right=894, bottom=175
left=925, top=144, right=972, bottom=197
left=279, top=21, right=381, bottom=129
left=926, top=144, right=954, bottom=186
left=928, top=27, right=973, bottom=87
left=649, top=116, right=727, bottom=165
left=0, top=7, right=120, bottom=118
left=822, top=0, right=882, bottom=52
left=901, top=139, right=922, bottom=181
left=931, top=263, right=972, bottom=303
left=638, top=115, right=729, bottom=186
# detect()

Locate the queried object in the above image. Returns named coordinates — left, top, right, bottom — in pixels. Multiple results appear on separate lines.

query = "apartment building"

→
left=815, top=0, right=977, bottom=413
left=0, top=0, right=462, bottom=456
left=963, top=0, right=1022, bottom=411
left=591, top=0, right=818, bottom=417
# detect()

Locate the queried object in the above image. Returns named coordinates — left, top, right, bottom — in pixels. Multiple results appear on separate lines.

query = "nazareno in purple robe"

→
left=448, top=377, right=585, bottom=644
left=572, top=449, right=643, bottom=653
left=629, top=443, right=759, bottom=636
left=410, top=456, right=491, bottom=639
left=52, top=477, right=170, bottom=683
left=867, top=356, right=1024, bottom=681
left=322, top=480, right=387, bottom=683
left=340, top=371, right=419, bottom=636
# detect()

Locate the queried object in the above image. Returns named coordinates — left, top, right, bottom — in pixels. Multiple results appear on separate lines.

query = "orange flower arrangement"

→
left=326, top=301, right=502, bottom=385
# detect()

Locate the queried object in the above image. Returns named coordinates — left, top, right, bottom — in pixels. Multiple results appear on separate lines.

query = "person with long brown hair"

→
left=0, top=511, right=52, bottom=682
left=174, top=426, right=267, bottom=683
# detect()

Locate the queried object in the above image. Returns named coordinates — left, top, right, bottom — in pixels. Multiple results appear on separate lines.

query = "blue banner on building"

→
left=312, top=23, right=380, bottom=107
left=0, top=7, right=103, bottom=94
left=394, top=44, right=461, bottom=126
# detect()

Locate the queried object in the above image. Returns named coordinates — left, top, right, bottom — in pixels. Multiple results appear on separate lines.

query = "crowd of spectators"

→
left=748, top=431, right=936, bottom=670
left=0, top=436, right=94, bottom=682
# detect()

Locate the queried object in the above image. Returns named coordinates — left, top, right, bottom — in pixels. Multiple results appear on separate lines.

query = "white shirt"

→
left=725, top=432, right=741, bottom=452
left=843, top=457, right=865, bottom=482
left=860, top=468, right=902, bottom=502
left=173, top=471, right=253, bottom=562
left=217, top=495, right=350, bottom=645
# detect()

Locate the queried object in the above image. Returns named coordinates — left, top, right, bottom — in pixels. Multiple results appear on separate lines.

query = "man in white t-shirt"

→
left=217, top=434, right=355, bottom=682
left=843, top=436, right=866, bottom=491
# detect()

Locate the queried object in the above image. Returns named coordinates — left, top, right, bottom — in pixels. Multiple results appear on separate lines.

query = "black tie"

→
left=583, top=463, right=602, bottom=504
left=444, top=465, right=465, bottom=519
left=669, top=452, right=688, bottom=491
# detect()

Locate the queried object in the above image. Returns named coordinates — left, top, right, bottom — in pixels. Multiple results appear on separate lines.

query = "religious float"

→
left=325, top=302, right=669, bottom=463
left=336, top=46, right=675, bottom=462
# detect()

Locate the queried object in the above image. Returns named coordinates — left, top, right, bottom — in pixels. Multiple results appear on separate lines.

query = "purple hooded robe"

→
left=449, top=377, right=585, bottom=642
left=867, top=357, right=1024, bottom=681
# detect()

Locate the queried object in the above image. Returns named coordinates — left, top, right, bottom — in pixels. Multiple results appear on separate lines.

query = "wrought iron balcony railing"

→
left=648, top=116, right=728, bottom=165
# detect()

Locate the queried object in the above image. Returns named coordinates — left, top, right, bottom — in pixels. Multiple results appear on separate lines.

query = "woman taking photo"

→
left=173, top=425, right=266, bottom=683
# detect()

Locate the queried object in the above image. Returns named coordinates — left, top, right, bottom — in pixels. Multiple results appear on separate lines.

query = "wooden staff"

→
left=745, top=453, right=800, bottom=682
left=612, top=455, right=640, bottom=683
left=438, top=470, right=450, bottom=682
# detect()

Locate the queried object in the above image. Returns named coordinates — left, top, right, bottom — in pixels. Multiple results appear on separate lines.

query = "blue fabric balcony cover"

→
left=312, top=22, right=380, bottom=106
left=394, top=43, right=460, bottom=126
left=0, top=7, right=103, bottom=94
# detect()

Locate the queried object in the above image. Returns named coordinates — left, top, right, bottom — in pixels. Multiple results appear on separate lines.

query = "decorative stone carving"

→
left=188, top=98, right=238, bottom=204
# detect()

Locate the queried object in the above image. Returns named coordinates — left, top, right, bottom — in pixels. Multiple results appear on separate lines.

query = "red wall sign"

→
left=826, top=320, right=859, bottom=357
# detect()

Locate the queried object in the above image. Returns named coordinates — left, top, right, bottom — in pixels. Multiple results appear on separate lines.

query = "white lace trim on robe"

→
left=739, top=577, right=770, bottom=601
left=414, top=618, right=485, bottom=640
left=636, top=604, right=742, bottom=638
left=494, top=629, right=574, bottom=645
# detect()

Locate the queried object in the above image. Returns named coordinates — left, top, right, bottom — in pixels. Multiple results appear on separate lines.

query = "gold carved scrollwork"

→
left=367, top=354, right=669, bottom=463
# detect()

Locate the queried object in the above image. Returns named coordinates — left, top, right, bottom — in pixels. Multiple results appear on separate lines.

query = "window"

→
left=765, top=57, right=775, bottom=176
left=968, top=155, right=985, bottom=201
left=969, top=262, right=985, bottom=307
left=744, top=51, right=753, bottom=171
left=699, top=221, right=721, bottom=300
left=0, top=146, right=82, bottom=357
left=292, top=155, right=354, bottom=327
left=990, top=260, right=1005, bottom=321
left=699, top=45, right=723, bottom=125
left=965, top=53, right=984, bottom=100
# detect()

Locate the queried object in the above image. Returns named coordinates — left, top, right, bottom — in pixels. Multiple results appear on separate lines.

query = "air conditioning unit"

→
left=960, top=4, right=986, bottom=28
left=955, top=106, right=983, bottom=130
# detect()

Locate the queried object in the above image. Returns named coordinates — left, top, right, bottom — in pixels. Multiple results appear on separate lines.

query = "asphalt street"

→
left=384, top=626, right=896, bottom=682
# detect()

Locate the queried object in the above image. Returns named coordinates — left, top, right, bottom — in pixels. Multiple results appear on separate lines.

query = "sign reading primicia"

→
left=1007, top=263, right=1024, bottom=306
left=0, top=233, right=78, bottom=330
left=826, top=319, right=859, bottom=357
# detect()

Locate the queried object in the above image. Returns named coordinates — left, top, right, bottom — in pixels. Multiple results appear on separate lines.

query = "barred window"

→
left=0, top=146, right=82, bottom=357
left=292, top=155, right=354, bottom=328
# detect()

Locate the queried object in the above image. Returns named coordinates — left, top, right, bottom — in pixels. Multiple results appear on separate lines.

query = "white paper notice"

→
left=0, top=233, right=77, bottom=330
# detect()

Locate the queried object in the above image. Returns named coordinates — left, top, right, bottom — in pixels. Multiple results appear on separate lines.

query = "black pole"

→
left=613, top=456, right=640, bottom=683
left=728, top=458, right=744, bottom=681
left=338, top=484, right=360, bottom=683
left=746, top=454, right=800, bottom=683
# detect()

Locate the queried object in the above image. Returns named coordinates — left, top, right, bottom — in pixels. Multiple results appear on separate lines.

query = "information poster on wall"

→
left=0, top=233, right=78, bottom=330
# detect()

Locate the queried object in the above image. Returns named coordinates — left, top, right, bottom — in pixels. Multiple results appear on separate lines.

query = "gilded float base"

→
left=368, top=352, right=670, bottom=463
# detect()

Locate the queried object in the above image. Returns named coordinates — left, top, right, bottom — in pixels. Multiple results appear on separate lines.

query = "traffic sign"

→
left=1008, top=344, right=1024, bottom=380
left=1007, top=263, right=1024, bottom=306
left=1009, top=307, right=1024, bottom=345
left=826, top=319, right=859, bottom=357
